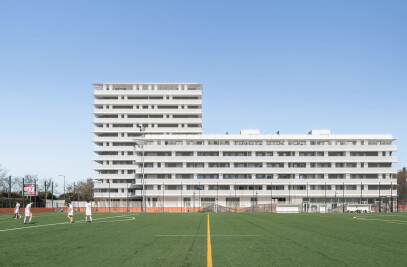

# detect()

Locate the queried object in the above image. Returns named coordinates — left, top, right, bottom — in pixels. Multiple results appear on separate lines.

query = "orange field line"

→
left=207, top=214, right=212, bottom=267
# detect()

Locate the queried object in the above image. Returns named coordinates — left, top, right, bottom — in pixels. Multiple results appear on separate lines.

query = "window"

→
left=267, top=163, right=283, bottom=168
left=175, top=174, right=193, bottom=179
left=158, top=105, right=178, bottom=109
left=197, top=152, right=219, bottom=156
left=175, top=152, right=193, bottom=156
left=328, top=174, right=345, bottom=179
left=186, top=163, right=204, bottom=168
left=290, top=163, right=305, bottom=168
left=112, top=105, right=133, bottom=109
left=266, top=185, right=284, bottom=190
left=277, top=174, right=293, bottom=179
left=223, top=174, right=251, bottom=179
left=158, top=124, right=178, bottom=128
left=197, top=174, right=219, bottom=179
left=310, top=185, right=332, bottom=190
left=234, top=163, right=247, bottom=168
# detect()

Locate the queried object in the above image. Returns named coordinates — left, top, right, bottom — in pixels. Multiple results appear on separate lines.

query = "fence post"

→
left=34, top=179, right=37, bottom=207
left=342, top=182, right=345, bottom=213
left=74, top=182, right=76, bottom=211
left=108, top=181, right=111, bottom=213
left=252, top=182, right=255, bottom=213
left=9, top=176, right=12, bottom=208
left=397, top=194, right=399, bottom=212
left=270, top=182, right=273, bottom=213
left=306, top=182, right=308, bottom=213
left=44, top=180, right=47, bottom=208
left=216, top=182, right=218, bottom=213
left=391, top=182, right=393, bottom=212
left=22, top=178, right=25, bottom=209
left=52, top=182, right=54, bottom=210
left=379, top=182, right=381, bottom=212
left=199, top=182, right=201, bottom=211
left=234, top=182, right=237, bottom=213
left=288, top=182, right=291, bottom=204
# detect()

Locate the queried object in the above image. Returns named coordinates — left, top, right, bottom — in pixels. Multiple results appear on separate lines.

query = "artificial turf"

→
left=0, top=212, right=406, bottom=266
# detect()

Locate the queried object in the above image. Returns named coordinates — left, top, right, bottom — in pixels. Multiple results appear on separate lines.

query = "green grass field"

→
left=0, top=212, right=406, bottom=266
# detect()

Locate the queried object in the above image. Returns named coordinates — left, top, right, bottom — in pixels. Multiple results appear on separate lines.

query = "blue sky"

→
left=0, top=1, right=406, bottom=193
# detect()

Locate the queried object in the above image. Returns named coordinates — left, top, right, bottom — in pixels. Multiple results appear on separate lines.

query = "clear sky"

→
left=0, top=1, right=406, bottom=193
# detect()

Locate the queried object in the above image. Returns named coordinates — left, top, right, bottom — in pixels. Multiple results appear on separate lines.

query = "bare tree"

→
left=13, top=174, right=38, bottom=190
left=0, top=164, right=10, bottom=193
left=65, top=178, right=94, bottom=201
left=11, top=177, right=23, bottom=193
left=38, top=178, right=58, bottom=194
left=397, top=167, right=407, bottom=205
left=75, top=178, right=94, bottom=201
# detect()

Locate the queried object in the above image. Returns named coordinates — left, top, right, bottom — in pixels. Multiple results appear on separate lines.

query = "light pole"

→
left=134, top=125, right=146, bottom=212
left=255, top=191, right=258, bottom=213
left=335, top=191, right=337, bottom=208
left=58, top=175, right=66, bottom=203
left=193, top=192, right=196, bottom=211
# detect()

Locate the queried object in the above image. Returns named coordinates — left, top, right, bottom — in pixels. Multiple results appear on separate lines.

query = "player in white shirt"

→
left=85, top=200, right=92, bottom=223
left=67, top=202, right=74, bottom=223
left=24, top=201, right=33, bottom=224
left=14, top=202, right=21, bottom=219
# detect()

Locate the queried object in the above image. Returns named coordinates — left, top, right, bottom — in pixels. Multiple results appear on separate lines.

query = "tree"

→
left=61, top=178, right=94, bottom=202
left=75, top=178, right=94, bottom=201
left=12, top=174, right=38, bottom=194
left=396, top=167, right=407, bottom=205
left=0, top=164, right=10, bottom=193
left=38, top=178, right=58, bottom=199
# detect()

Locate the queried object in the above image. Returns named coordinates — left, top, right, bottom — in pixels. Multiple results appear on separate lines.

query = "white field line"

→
left=0, top=213, right=139, bottom=220
left=353, top=216, right=407, bottom=223
left=0, top=215, right=135, bottom=233
left=88, top=218, right=135, bottom=225
left=360, top=214, right=407, bottom=217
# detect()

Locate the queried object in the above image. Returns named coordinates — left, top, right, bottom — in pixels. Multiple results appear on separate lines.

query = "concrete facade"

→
left=93, top=83, right=397, bottom=211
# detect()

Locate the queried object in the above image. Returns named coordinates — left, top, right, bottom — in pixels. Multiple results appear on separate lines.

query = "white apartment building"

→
left=93, top=83, right=398, bottom=212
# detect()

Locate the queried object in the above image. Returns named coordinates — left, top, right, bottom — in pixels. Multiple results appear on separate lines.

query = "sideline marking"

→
left=352, top=216, right=407, bottom=223
left=156, top=235, right=261, bottom=237
left=211, top=235, right=261, bottom=237
left=207, top=213, right=212, bottom=267
left=157, top=235, right=206, bottom=237
left=0, top=215, right=135, bottom=233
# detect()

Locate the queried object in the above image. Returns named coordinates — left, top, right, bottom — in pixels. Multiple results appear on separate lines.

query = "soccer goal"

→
left=276, top=204, right=302, bottom=213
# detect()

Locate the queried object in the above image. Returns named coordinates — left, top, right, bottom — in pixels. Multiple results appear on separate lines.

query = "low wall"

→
left=0, top=208, right=54, bottom=214
left=0, top=207, right=202, bottom=214
left=74, top=207, right=201, bottom=213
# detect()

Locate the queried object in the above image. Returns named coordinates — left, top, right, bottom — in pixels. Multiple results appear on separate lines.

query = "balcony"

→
left=94, top=99, right=202, bottom=105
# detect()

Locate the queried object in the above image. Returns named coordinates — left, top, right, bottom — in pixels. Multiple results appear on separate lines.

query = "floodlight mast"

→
left=134, top=126, right=146, bottom=213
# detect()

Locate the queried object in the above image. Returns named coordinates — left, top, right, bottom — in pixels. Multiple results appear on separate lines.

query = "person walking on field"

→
left=14, top=201, right=21, bottom=219
left=67, top=202, right=74, bottom=223
left=24, top=201, right=33, bottom=224
left=85, top=200, right=92, bottom=223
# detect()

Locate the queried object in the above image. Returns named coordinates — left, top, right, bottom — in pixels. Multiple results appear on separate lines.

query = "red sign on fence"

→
left=24, top=184, right=37, bottom=196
